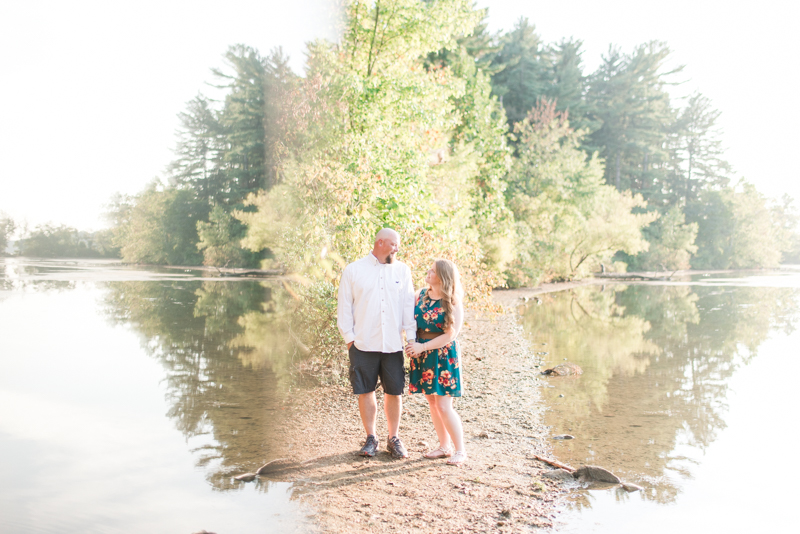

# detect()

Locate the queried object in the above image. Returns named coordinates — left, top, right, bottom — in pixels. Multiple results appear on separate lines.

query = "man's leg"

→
left=384, top=394, right=402, bottom=438
left=358, top=392, right=378, bottom=436
left=380, top=351, right=408, bottom=459
left=349, top=345, right=381, bottom=456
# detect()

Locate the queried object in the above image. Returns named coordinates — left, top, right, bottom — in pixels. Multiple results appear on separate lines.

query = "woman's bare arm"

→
left=406, top=301, right=463, bottom=355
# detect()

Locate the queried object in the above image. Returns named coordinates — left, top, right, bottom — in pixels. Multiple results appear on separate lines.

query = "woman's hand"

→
left=405, top=341, right=425, bottom=357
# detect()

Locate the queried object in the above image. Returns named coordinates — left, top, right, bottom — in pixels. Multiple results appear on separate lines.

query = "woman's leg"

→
left=425, top=394, right=451, bottom=448
left=434, top=395, right=465, bottom=453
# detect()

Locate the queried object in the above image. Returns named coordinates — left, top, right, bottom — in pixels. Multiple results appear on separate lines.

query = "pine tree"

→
left=490, top=18, right=552, bottom=127
left=547, top=38, right=593, bottom=134
left=668, top=92, right=731, bottom=205
left=585, top=42, right=677, bottom=198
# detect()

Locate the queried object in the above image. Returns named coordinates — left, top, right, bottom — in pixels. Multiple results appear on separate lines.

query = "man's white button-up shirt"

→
left=337, top=253, right=416, bottom=353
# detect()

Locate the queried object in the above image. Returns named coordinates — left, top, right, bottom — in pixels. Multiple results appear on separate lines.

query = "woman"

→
left=405, top=259, right=466, bottom=466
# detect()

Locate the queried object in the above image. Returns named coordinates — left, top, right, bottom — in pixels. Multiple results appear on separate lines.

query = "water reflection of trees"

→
left=522, top=284, right=800, bottom=505
left=103, top=280, right=304, bottom=490
left=519, top=286, right=661, bottom=414
left=0, top=259, right=77, bottom=292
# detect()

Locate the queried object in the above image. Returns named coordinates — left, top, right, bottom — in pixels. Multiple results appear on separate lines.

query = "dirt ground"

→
left=258, top=285, right=593, bottom=533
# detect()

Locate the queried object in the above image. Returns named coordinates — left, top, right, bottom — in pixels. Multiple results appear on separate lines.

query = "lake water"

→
left=0, top=259, right=310, bottom=534
left=519, top=271, right=800, bottom=533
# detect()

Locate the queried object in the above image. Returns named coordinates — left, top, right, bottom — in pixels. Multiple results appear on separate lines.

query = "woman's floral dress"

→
left=408, top=289, right=462, bottom=397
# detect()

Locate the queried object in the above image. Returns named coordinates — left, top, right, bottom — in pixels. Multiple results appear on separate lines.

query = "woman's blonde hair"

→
left=425, top=258, right=463, bottom=332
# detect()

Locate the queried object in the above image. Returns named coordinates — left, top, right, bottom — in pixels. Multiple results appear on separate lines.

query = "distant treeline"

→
left=0, top=218, right=118, bottom=259
left=5, top=1, right=800, bottom=283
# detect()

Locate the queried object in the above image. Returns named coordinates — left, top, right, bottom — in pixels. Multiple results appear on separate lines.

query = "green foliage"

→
left=504, top=100, right=655, bottom=285
left=727, top=181, right=785, bottom=268
left=688, top=181, right=792, bottom=269
left=237, top=0, right=507, bottom=362
left=171, top=46, right=296, bottom=207
left=667, top=93, right=731, bottom=205
left=241, top=0, right=494, bottom=282
left=424, top=14, right=515, bottom=273
left=585, top=42, right=677, bottom=195
left=685, top=188, right=734, bottom=269
left=112, top=45, right=294, bottom=268
left=0, top=213, right=15, bottom=255
left=624, top=205, right=698, bottom=271
left=770, top=194, right=800, bottom=264
left=17, top=224, right=118, bottom=258
left=109, top=182, right=205, bottom=265
left=196, top=205, right=258, bottom=268
left=490, top=19, right=593, bottom=136
left=107, top=2, right=797, bottom=293
left=490, top=18, right=552, bottom=127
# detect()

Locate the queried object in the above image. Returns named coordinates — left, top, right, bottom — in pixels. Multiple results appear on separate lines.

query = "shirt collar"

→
left=368, top=252, right=384, bottom=266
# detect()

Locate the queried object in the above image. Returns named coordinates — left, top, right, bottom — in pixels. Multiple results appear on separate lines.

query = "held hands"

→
left=405, top=340, right=426, bottom=357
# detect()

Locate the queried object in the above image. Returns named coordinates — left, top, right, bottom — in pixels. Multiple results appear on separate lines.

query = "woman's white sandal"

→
left=423, top=445, right=454, bottom=459
left=446, top=451, right=467, bottom=466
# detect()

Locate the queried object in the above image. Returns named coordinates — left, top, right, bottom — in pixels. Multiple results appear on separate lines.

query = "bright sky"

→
left=1, top=0, right=797, bottom=232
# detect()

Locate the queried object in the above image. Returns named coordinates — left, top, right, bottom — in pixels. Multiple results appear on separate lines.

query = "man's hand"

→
left=405, top=341, right=424, bottom=357
left=347, top=341, right=354, bottom=349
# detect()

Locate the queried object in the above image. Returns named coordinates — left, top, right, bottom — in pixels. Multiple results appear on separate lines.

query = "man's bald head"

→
left=375, top=228, right=399, bottom=244
left=373, top=228, right=400, bottom=264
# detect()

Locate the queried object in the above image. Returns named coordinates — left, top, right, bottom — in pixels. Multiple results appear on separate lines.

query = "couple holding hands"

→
left=337, top=229, right=467, bottom=466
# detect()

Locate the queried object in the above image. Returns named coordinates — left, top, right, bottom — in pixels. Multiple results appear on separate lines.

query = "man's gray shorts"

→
left=348, top=344, right=405, bottom=396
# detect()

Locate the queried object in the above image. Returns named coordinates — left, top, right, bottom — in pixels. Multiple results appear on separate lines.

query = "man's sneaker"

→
left=360, top=434, right=379, bottom=457
left=387, top=436, right=408, bottom=459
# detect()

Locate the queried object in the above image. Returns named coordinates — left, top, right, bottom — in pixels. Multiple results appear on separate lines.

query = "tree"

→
left=490, top=18, right=552, bottom=127
left=0, top=213, right=15, bottom=255
left=625, top=205, right=698, bottom=270
left=126, top=45, right=295, bottom=268
left=424, top=11, right=515, bottom=273
left=666, top=93, right=731, bottom=206
left=688, top=181, right=787, bottom=269
left=768, top=194, right=799, bottom=264
left=585, top=42, right=678, bottom=197
left=728, top=181, right=784, bottom=268
left=196, top=205, right=255, bottom=267
left=109, top=182, right=204, bottom=265
left=15, top=224, right=117, bottom=258
left=547, top=38, right=593, bottom=134
left=504, top=100, right=656, bottom=285
left=237, top=0, right=505, bottom=359
left=241, top=0, right=491, bottom=279
left=168, top=95, right=223, bottom=205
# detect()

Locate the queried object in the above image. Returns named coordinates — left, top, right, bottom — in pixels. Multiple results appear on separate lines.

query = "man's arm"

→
left=402, top=266, right=416, bottom=343
left=337, top=267, right=355, bottom=348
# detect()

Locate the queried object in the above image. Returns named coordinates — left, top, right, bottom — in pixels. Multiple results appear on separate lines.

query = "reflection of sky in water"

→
left=0, top=260, right=309, bottom=533
left=521, top=273, right=800, bottom=533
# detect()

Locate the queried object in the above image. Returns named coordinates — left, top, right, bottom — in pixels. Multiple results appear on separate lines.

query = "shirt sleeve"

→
left=402, top=265, right=416, bottom=342
left=337, top=266, right=355, bottom=344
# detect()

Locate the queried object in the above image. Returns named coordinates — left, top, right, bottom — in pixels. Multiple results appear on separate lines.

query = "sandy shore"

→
left=259, top=286, right=589, bottom=533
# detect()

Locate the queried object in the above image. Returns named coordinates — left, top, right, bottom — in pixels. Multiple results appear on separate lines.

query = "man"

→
left=337, top=228, right=416, bottom=458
